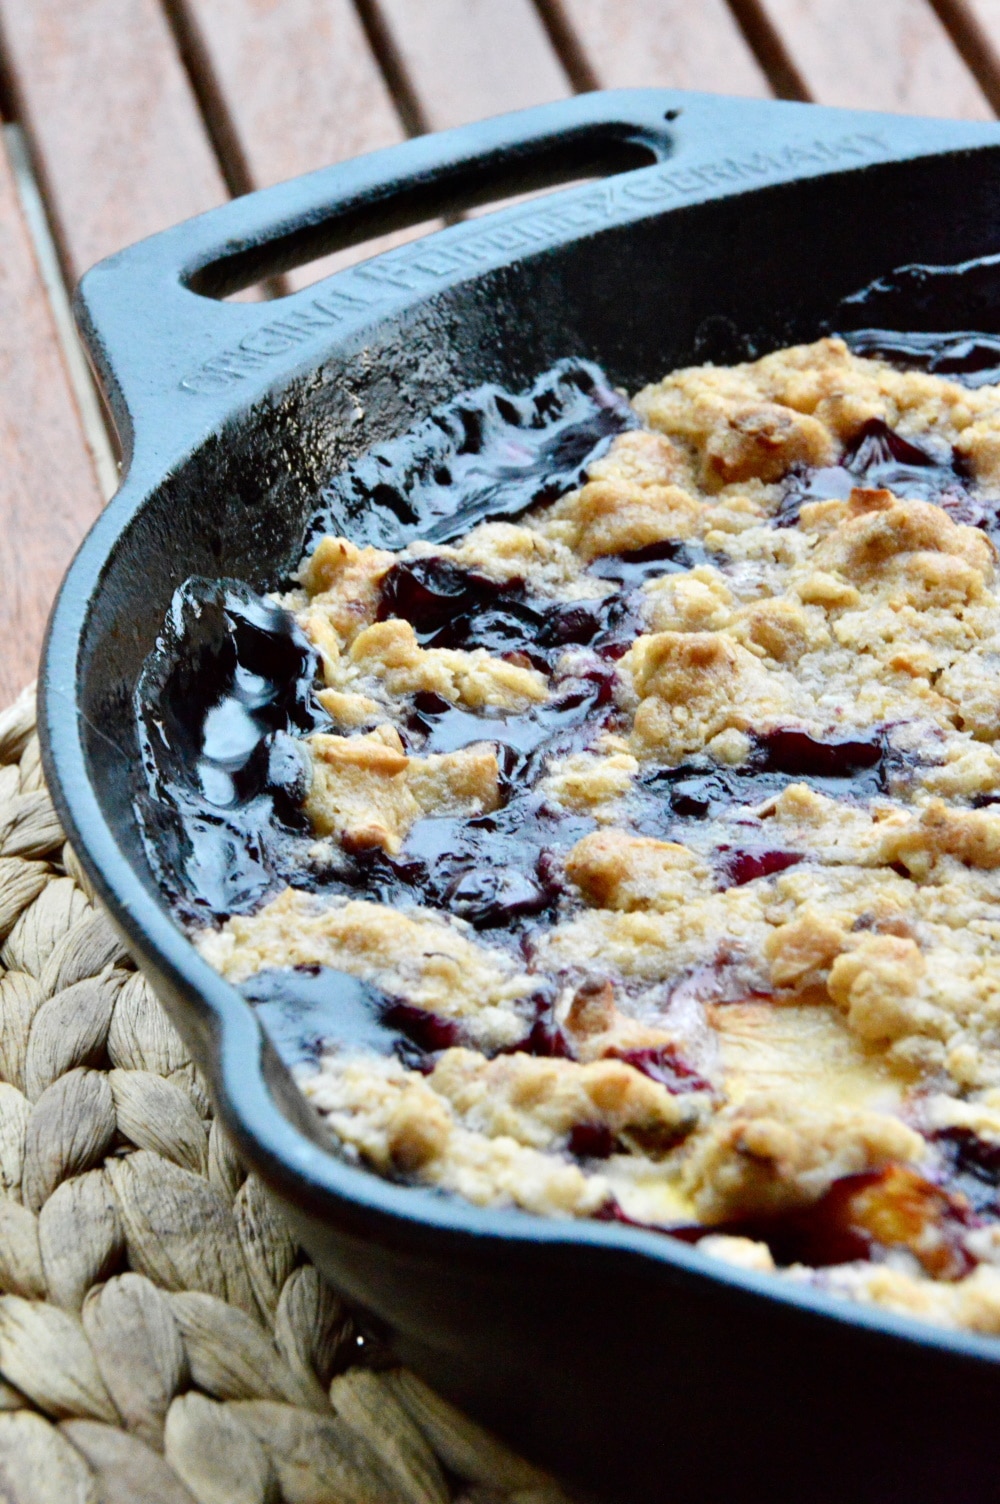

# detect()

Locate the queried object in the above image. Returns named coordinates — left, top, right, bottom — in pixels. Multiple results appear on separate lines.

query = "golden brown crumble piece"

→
left=621, top=630, right=790, bottom=760
left=565, top=829, right=709, bottom=913
left=558, top=479, right=706, bottom=561
left=347, top=618, right=548, bottom=710
left=299, top=536, right=394, bottom=647
left=305, top=729, right=499, bottom=855
left=428, top=1047, right=703, bottom=1155
left=681, top=1091, right=926, bottom=1221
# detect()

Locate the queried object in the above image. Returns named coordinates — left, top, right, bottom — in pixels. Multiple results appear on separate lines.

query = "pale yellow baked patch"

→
left=198, top=889, right=535, bottom=1051
left=348, top=619, right=547, bottom=711
left=305, top=728, right=499, bottom=855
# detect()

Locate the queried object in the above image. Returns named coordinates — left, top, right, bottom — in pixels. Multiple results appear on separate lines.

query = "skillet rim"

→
left=38, top=87, right=1000, bottom=1374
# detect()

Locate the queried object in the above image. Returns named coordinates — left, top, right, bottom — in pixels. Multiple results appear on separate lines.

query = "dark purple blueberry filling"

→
left=716, top=847, right=805, bottom=889
left=379, top=559, right=550, bottom=664
left=382, top=1001, right=464, bottom=1056
left=587, top=538, right=710, bottom=586
left=512, top=986, right=571, bottom=1058
left=322, top=792, right=594, bottom=935
left=933, top=1127, right=1000, bottom=1215
left=240, top=966, right=577, bottom=1077
left=134, top=579, right=328, bottom=921
left=309, top=655, right=623, bottom=934
left=753, top=726, right=885, bottom=780
left=240, top=965, right=406, bottom=1066
left=711, top=1173, right=885, bottom=1268
left=377, top=551, right=678, bottom=672
left=848, top=416, right=945, bottom=473
left=596, top=1174, right=882, bottom=1267
left=308, top=358, right=638, bottom=552
left=633, top=727, right=895, bottom=837
left=378, top=556, right=500, bottom=637
left=848, top=328, right=1000, bottom=385
left=568, top=1123, right=617, bottom=1159
left=379, top=556, right=636, bottom=673
left=604, top=1045, right=712, bottom=1095
left=241, top=965, right=472, bottom=1076
left=601, top=1158, right=985, bottom=1276
left=299, top=656, right=627, bottom=937
left=775, top=417, right=975, bottom=529
left=840, top=259, right=1000, bottom=386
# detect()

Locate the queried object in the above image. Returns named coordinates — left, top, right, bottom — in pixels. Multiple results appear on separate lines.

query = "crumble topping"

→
left=202, top=889, right=534, bottom=1052
left=304, top=731, right=500, bottom=855
left=195, top=338, right=1000, bottom=1335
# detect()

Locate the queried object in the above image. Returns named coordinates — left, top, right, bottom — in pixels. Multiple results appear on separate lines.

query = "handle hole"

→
left=189, top=126, right=662, bottom=302
left=222, top=216, right=445, bottom=302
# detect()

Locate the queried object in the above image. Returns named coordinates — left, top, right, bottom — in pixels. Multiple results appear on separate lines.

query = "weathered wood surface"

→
left=751, top=0, right=992, bottom=114
left=372, top=0, right=572, bottom=130
left=941, top=0, right=1000, bottom=111
left=549, top=0, right=770, bottom=96
left=176, top=0, right=420, bottom=285
left=181, top=0, right=404, bottom=183
left=0, top=138, right=102, bottom=703
left=0, top=0, right=227, bottom=281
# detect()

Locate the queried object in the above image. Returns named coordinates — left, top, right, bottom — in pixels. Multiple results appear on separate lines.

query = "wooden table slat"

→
left=357, top=0, right=581, bottom=232
left=178, top=0, right=405, bottom=192
left=547, top=0, right=771, bottom=98
left=0, top=0, right=228, bottom=281
left=370, top=0, right=572, bottom=131
left=0, top=135, right=103, bottom=702
left=177, top=0, right=446, bottom=289
left=180, top=0, right=573, bottom=291
left=751, top=0, right=993, bottom=116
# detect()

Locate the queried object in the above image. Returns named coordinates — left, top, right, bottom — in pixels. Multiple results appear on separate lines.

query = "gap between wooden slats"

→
left=174, top=0, right=576, bottom=295
left=0, top=133, right=104, bottom=704
left=0, top=0, right=227, bottom=283
left=364, top=0, right=576, bottom=228
left=371, top=0, right=572, bottom=130
left=732, top=0, right=993, bottom=116
left=3, top=127, right=117, bottom=500
left=164, top=0, right=437, bottom=292
left=931, top=0, right=1000, bottom=113
left=169, top=0, right=403, bottom=191
left=538, top=0, right=770, bottom=97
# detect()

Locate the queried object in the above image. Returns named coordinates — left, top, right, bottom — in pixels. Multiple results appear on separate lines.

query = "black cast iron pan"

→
left=39, top=89, right=1000, bottom=1502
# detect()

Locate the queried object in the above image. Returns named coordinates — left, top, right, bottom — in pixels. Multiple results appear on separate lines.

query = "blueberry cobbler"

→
left=142, top=335, right=1000, bottom=1334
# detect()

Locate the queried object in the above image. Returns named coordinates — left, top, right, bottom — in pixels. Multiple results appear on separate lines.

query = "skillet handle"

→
left=74, top=88, right=679, bottom=477
left=74, top=86, right=996, bottom=482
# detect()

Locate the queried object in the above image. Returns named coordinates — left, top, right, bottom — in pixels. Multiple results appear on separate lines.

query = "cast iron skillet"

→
left=39, top=89, right=1000, bottom=1502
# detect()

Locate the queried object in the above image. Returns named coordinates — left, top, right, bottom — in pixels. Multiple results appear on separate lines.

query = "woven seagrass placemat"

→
left=0, top=684, right=572, bottom=1504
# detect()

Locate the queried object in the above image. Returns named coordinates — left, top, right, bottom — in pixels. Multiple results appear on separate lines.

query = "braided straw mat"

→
left=0, top=685, right=575, bottom=1504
